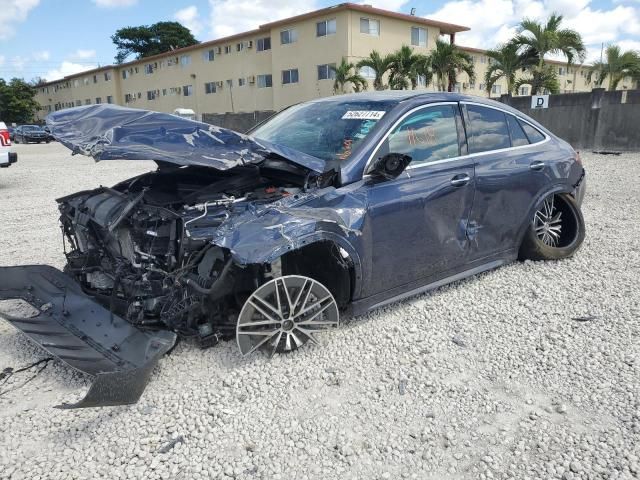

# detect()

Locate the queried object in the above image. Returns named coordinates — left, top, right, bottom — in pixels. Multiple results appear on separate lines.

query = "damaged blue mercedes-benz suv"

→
left=0, top=92, right=586, bottom=408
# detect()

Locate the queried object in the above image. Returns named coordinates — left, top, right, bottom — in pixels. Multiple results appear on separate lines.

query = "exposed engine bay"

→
left=58, top=159, right=328, bottom=346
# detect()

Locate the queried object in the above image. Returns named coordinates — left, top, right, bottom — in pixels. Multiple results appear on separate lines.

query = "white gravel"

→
left=1, top=143, right=639, bottom=480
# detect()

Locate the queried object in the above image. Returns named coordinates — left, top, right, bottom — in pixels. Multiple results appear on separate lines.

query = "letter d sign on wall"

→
left=531, top=95, right=549, bottom=109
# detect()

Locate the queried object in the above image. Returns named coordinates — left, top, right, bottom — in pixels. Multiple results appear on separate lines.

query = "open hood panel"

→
left=46, top=104, right=326, bottom=173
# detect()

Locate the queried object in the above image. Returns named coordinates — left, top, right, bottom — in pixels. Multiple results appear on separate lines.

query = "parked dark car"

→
left=13, top=124, right=50, bottom=144
left=0, top=94, right=586, bottom=408
left=42, top=125, right=55, bottom=142
left=7, top=126, right=15, bottom=141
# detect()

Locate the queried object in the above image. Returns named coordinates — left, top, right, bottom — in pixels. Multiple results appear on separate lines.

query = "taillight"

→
left=0, top=129, right=10, bottom=147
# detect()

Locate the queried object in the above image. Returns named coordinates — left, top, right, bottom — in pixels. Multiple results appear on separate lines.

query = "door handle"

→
left=530, top=161, right=545, bottom=171
left=450, top=174, right=471, bottom=187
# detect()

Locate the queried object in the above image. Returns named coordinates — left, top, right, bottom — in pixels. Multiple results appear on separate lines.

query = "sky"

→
left=0, top=0, right=639, bottom=82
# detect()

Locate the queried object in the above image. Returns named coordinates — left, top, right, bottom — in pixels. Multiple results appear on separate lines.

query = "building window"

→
left=180, top=55, right=191, bottom=66
left=280, top=28, right=298, bottom=45
left=204, top=49, right=215, bottom=61
left=224, top=45, right=232, bottom=54
left=147, top=90, right=157, bottom=100
left=104, top=72, right=112, bottom=81
left=162, top=88, right=167, bottom=96
left=411, top=27, right=427, bottom=47
left=316, top=19, right=336, bottom=37
left=282, top=69, right=299, bottom=84
left=124, top=94, right=132, bottom=103
left=238, top=77, right=246, bottom=87
left=480, top=56, right=487, bottom=64
left=205, top=82, right=217, bottom=94
left=236, top=42, right=245, bottom=52
left=469, top=81, right=476, bottom=89
left=84, top=99, right=90, bottom=105
left=144, top=64, right=154, bottom=74
left=93, top=75, right=98, bottom=84
left=107, top=96, right=113, bottom=104
left=317, top=63, right=336, bottom=80
left=479, top=83, right=486, bottom=91
left=359, top=66, right=376, bottom=79
left=83, top=78, right=89, bottom=85
left=416, top=74, right=427, bottom=87
left=360, top=18, right=380, bottom=36
left=95, top=97, right=102, bottom=103
left=257, top=74, right=273, bottom=88
left=183, top=85, right=193, bottom=96
left=76, top=100, right=82, bottom=106
left=122, top=70, right=129, bottom=79
left=74, top=79, right=79, bottom=87
left=519, top=86, right=529, bottom=96
left=558, top=67, right=566, bottom=75
left=257, top=37, right=271, bottom=51
left=491, top=84, right=502, bottom=95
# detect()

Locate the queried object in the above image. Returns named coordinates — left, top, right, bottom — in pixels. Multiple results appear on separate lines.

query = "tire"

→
left=519, top=192, right=585, bottom=261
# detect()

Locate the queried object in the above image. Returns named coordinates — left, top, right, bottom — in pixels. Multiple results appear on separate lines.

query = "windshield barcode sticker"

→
left=342, top=111, right=386, bottom=120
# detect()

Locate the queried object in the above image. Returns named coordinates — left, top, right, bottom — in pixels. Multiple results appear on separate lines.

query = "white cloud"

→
left=93, top=0, right=137, bottom=7
left=174, top=5, right=203, bottom=35
left=44, top=61, right=98, bottom=82
left=69, top=49, right=97, bottom=61
left=208, top=0, right=317, bottom=38
left=33, top=51, right=50, bottom=61
left=426, top=0, right=640, bottom=65
left=0, top=0, right=40, bottom=39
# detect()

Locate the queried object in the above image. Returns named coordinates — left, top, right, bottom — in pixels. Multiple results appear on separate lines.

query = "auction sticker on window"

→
left=342, top=110, right=386, bottom=120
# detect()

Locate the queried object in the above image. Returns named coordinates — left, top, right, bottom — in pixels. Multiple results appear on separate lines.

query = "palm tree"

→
left=484, top=42, right=532, bottom=95
left=587, top=44, right=640, bottom=91
left=356, top=50, right=393, bottom=90
left=513, top=13, right=586, bottom=69
left=514, top=64, right=560, bottom=95
left=387, top=45, right=430, bottom=90
left=331, top=59, right=368, bottom=94
left=427, top=39, right=475, bottom=92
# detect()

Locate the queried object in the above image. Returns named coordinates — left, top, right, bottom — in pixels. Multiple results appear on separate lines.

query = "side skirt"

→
left=349, top=250, right=517, bottom=316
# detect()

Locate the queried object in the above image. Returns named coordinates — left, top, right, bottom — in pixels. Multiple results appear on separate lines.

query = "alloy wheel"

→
left=236, top=275, right=339, bottom=357
left=534, top=195, right=563, bottom=247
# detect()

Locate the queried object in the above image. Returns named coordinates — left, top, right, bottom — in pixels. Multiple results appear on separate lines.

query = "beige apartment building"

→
left=34, top=2, right=634, bottom=121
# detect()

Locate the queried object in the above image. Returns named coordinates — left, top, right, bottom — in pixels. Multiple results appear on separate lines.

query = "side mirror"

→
left=368, top=153, right=412, bottom=181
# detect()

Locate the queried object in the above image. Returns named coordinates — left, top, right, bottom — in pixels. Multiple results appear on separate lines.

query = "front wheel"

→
left=236, top=275, right=339, bottom=357
left=519, top=193, right=585, bottom=261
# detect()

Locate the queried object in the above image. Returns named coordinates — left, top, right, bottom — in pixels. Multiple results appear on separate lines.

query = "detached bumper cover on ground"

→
left=0, top=265, right=176, bottom=408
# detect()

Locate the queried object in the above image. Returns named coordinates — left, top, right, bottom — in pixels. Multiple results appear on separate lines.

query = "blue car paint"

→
left=47, top=94, right=584, bottom=315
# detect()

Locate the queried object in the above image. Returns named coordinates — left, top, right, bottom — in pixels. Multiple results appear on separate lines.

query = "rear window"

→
left=519, top=120, right=546, bottom=144
left=507, top=115, right=529, bottom=147
left=466, top=105, right=511, bottom=153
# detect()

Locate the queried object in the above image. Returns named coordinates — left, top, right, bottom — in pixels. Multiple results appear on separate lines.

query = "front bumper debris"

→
left=0, top=265, right=176, bottom=408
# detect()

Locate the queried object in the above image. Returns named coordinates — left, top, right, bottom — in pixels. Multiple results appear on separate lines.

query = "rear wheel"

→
left=236, top=275, right=339, bottom=357
left=519, top=193, right=585, bottom=261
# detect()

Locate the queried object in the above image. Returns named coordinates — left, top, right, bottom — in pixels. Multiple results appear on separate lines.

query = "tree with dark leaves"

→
left=112, top=21, right=199, bottom=64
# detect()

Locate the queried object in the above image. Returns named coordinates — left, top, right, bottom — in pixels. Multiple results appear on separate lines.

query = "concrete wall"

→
left=499, top=89, right=640, bottom=151
left=201, top=110, right=276, bottom=133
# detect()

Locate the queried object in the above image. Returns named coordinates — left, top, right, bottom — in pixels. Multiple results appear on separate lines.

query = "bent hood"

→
left=46, top=104, right=326, bottom=173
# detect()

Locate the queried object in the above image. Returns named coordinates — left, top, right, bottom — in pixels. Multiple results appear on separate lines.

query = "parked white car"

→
left=0, top=121, right=18, bottom=168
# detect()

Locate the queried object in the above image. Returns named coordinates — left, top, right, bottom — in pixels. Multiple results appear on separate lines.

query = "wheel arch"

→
left=515, top=182, right=577, bottom=249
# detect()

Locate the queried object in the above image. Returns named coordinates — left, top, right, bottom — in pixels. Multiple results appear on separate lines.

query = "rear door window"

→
left=466, top=105, right=511, bottom=153
left=382, top=104, right=460, bottom=166
left=519, top=120, right=546, bottom=144
left=507, top=115, right=529, bottom=147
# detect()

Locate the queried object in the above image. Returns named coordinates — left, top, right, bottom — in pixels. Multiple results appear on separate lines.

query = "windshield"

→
left=23, top=126, right=42, bottom=131
left=252, top=99, right=399, bottom=163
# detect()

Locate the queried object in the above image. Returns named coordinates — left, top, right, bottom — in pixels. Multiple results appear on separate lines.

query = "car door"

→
left=360, top=102, right=476, bottom=298
left=462, top=102, right=552, bottom=259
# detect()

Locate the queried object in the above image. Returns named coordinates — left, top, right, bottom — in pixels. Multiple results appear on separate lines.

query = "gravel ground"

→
left=0, top=143, right=639, bottom=480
